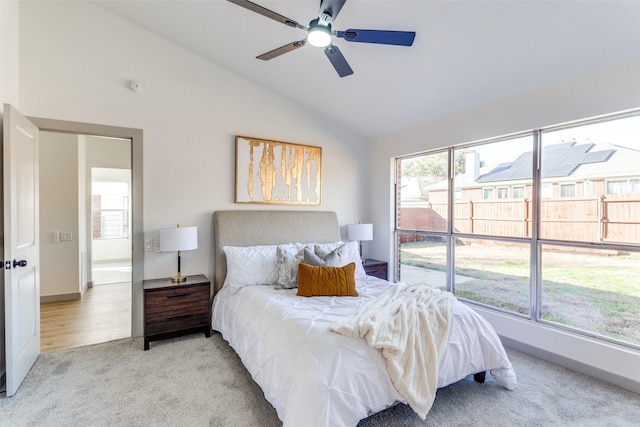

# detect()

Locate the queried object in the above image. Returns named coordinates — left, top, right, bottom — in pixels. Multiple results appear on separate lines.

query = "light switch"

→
left=60, top=231, right=73, bottom=241
left=144, top=239, right=153, bottom=252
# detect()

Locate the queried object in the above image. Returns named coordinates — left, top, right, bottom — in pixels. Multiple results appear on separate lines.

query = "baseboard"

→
left=40, top=292, right=81, bottom=303
left=82, top=280, right=94, bottom=292
left=93, top=258, right=131, bottom=265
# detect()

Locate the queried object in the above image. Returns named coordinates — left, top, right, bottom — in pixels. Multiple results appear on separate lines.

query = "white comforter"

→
left=212, top=277, right=517, bottom=427
left=330, top=283, right=455, bottom=419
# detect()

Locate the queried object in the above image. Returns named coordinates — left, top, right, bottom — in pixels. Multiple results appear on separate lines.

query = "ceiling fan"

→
left=227, top=0, right=416, bottom=77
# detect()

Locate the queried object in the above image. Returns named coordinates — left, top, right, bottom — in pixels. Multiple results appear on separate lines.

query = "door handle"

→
left=13, top=259, right=27, bottom=268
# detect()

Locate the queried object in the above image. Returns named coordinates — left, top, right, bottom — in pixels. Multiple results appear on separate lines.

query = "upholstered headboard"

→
left=213, top=210, right=341, bottom=293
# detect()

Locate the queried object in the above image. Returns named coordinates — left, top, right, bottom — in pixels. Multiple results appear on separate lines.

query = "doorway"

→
left=38, top=133, right=133, bottom=352
left=28, top=117, right=143, bottom=352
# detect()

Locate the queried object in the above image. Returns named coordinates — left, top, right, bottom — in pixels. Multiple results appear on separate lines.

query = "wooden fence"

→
left=398, top=194, right=640, bottom=244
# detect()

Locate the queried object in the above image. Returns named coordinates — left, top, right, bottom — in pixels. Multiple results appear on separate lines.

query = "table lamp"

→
left=159, top=224, right=198, bottom=282
left=347, top=223, right=373, bottom=262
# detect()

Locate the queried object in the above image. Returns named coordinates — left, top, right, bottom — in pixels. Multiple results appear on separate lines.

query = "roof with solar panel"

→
left=476, top=141, right=618, bottom=183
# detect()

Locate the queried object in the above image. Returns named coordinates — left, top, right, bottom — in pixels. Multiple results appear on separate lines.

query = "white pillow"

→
left=222, top=244, right=282, bottom=289
left=313, top=241, right=367, bottom=281
left=274, top=243, right=311, bottom=290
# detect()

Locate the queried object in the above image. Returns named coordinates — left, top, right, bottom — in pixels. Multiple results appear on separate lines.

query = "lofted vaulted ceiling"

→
left=92, top=0, right=640, bottom=139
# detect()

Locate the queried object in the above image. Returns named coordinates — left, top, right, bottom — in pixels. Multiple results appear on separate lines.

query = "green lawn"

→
left=400, top=241, right=640, bottom=345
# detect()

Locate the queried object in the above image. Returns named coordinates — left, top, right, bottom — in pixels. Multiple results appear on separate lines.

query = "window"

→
left=454, top=238, right=530, bottom=316
left=537, top=112, right=640, bottom=345
left=396, top=151, right=449, bottom=233
left=540, top=244, right=640, bottom=345
left=395, top=109, right=640, bottom=348
left=560, top=183, right=575, bottom=197
left=455, top=136, right=534, bottom=239
left=92, top=182, right=130, bottom=239
left=396, top=152, right=449, bottom=283
left=512, top=186, right=525, bottom=199
left=540, top=114, right=640, bottom=245
left=397, top=233, right=446, bottom=290
left=607, top=178, right=640, bottom=194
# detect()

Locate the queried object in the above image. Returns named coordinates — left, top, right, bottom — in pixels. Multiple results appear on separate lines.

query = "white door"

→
left=3, top=104, right=40, bottom=396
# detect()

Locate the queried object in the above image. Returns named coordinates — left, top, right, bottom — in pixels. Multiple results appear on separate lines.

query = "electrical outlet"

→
left=60, top=231, right=73, bottom=241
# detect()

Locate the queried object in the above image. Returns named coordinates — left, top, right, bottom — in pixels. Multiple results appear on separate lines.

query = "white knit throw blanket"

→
left=330, top=282, right=454, bottom=419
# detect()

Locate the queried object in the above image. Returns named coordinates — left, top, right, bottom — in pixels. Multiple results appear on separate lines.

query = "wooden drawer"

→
left=363, top=260, right=388, bottom=280
left=144, top=285, right=209, bottom=315
left=145, top=309, right=209, bottom=335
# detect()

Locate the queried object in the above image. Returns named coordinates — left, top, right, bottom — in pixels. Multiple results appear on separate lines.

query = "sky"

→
left=471, top=113, right=640, bottom=168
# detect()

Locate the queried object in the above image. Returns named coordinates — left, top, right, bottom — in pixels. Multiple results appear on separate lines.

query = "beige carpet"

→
left=1, top=333, right=639, bottom=426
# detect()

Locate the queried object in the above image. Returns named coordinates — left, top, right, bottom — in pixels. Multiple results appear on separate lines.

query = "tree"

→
left=401, top=150, right=484, bottom=180
left=401, top=153, right=447, bottom=179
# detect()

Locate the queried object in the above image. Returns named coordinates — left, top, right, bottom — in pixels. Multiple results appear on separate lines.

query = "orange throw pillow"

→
left=297, top=262, right=358, bottom=297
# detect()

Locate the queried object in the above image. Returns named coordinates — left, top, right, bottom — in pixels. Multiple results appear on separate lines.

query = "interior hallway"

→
left=40, top=281, right=131, bottom=353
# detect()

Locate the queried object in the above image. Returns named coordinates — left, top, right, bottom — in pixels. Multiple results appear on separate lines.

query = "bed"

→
left=211, top=210, right=517, bottom=427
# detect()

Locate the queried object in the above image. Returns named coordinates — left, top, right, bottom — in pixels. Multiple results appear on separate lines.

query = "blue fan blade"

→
left=336, top=29, right=416, bottom=46
left=324, top=45, right=353, bottom=77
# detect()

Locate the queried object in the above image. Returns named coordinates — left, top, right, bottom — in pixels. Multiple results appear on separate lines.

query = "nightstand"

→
left=143, top=274, right=211, bottom=350
left=362, top=259, right=388, bottom=280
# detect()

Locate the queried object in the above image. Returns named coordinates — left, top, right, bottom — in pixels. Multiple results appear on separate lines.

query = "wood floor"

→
left=40, top=282, right=131, bottom=353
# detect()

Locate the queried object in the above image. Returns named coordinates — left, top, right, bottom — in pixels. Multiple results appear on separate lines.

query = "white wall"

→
left=369, top=59, right=640, bottom=391
left=39, top=131, right=80, bottom=298
left=0, top=0, right=19, bottom=107
left=18, top=1, right=368, bottom=289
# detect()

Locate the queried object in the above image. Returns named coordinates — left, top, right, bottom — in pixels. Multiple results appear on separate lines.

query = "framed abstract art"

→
left=235, top=136, right=322, bottom=205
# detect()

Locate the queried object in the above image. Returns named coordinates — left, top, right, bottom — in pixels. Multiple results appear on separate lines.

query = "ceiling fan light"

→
left=308, top=22, right=332, bottom=47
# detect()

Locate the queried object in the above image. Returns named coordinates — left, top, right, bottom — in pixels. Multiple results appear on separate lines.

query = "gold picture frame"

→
left=235, top=136, right=322, bottom=205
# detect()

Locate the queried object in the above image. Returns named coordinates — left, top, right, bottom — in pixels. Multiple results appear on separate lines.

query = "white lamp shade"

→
left=159, top=226, right=198, bottom=252
left=347, top=223, right=373, bottom=241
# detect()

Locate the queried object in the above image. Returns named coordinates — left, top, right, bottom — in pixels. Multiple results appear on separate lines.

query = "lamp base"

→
left=171, top=274, right=187, bottom=283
